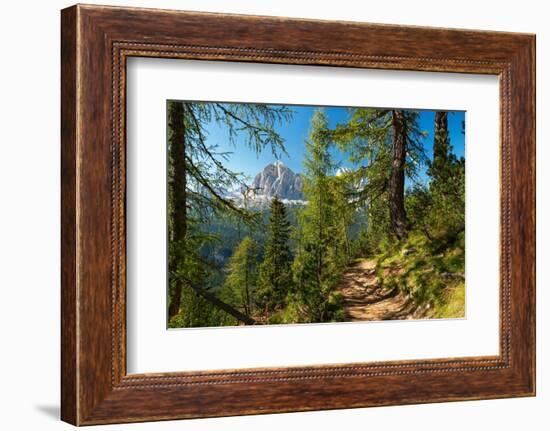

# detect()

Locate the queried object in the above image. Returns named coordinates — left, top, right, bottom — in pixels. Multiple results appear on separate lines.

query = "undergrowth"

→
left=374, top=231, right=465, bottom=319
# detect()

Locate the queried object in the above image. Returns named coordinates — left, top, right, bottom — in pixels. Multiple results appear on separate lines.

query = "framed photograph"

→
left=61, top=4, right=535, bottom=425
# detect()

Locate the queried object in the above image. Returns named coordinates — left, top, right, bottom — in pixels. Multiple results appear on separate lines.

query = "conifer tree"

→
left=257, top=196, right=293, bottom=311
left=430, top=111, right=451, bottom=184
left=331, top=108, right=427, bottom=241
left=332, top=174, right=354, bottom=262
left=424, top=111, right=465, bottom=240
left=167, top=100, right=292, bottom=324
left=292, top=110, right=346, bottom=322
left=223, top=236, right=260, bottom=316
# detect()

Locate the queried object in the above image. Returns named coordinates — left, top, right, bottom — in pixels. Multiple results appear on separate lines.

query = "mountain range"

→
left=226, top=161, right=305, bottom=207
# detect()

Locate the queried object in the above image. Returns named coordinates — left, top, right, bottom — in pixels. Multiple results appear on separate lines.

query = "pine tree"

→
left=430, top=111, right=451, bottom=184
left=223, top=236, right=260, bottom=316
left=257, top=196, right=293, bottom=311
left=425, top=111, right=465, bottom=241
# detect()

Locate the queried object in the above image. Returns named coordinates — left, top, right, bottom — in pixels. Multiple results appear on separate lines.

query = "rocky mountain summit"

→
left=250, top=161, right=304, bottom=201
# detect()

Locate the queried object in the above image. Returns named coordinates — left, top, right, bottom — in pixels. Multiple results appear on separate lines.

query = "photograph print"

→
left=167, top=100, right=466, bottom=328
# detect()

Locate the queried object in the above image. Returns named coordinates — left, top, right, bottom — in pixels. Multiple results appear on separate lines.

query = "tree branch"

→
left=172, top=273, right=256, bottom=325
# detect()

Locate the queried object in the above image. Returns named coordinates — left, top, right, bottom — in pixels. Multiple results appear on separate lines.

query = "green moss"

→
left=372, top=230, right=465, bottom=318
left=432, top=282, right=465, bottom=318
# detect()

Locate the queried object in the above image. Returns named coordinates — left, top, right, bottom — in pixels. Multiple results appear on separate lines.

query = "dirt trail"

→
left=337, top=259, right=416, bottom=321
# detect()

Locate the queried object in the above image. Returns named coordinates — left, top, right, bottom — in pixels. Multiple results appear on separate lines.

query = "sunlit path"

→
left=337, top=259, right=418, bottom=321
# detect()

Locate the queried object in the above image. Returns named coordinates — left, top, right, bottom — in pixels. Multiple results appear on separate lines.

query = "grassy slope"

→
left=374, top=231, right=465, bottom=319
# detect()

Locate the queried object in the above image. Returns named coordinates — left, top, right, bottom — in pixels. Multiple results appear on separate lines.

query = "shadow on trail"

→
left=337, top=259, right=418, bottom=321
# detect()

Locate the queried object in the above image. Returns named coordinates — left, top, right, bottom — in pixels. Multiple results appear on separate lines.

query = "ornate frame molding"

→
left=61, top=5, right=535, bottom=425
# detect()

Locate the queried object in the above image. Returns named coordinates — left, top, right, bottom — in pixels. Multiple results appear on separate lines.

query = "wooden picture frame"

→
left=61, top=4, right=535, bottom=425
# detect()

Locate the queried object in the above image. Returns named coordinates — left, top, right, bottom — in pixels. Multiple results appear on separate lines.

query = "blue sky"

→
left=200, top=103, right=465, bottom=185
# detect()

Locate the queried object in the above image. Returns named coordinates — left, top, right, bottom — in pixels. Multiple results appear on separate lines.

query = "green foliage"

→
left=167, top=101, right=293, bottom=325
left=222, top=236, right=260, bottom=316
left=331, top=108, right=427, bottom=243
left=167, top=223, right=220, bottom=328
left=168, top=100, right=293, bottom=227
left=168, top=104, right=465, bottom=327
left=169, top=288, right=237, bottom=328
left=331, top=108, right=465, bottom=319
left=257, top=197, right=294, bottom=311
left=407, top=115, right=465, bottom=248
left=291, top=110, right=348, bottom=322
left=167, top=226, right=238, bottom=328
left=375, top=231, right=465, bottom=318
left=429, top=156, right=465, bottom=244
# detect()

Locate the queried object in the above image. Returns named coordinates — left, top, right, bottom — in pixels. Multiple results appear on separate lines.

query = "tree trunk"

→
left=388, top=110, right=409, bottom=240
left=168, top=101, right=187, bottom=320
left=188, top=283, right=256, bottom=325
left=244, top=265, right=250, bottom=316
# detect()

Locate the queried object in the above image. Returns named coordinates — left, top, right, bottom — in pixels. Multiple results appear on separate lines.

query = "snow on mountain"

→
left=250, top=160, right=304, bottom=201
left=224, top=162, right=370, bottom=210
left=224, top=161, right=305, bottom=208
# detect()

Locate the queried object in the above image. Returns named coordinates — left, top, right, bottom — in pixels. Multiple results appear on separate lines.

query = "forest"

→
left=167, top=100, right=465, bottom=328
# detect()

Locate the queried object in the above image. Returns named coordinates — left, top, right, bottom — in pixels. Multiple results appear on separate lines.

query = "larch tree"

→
left=167, top=101, right=187, bottom=320
left=331, top=108, right=427, bottom=241
left=292, top=110, right=346, bottom=322
left=167, top=100, right=292, bottom=323
left=223, top=236, right=260, bottom=317
left=332, top=174, right=354, bottom=263
left=388, top=110, right=409, bottom=240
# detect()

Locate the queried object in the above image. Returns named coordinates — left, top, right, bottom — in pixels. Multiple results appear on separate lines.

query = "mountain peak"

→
left=251, top=162, right=304, bottom=201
